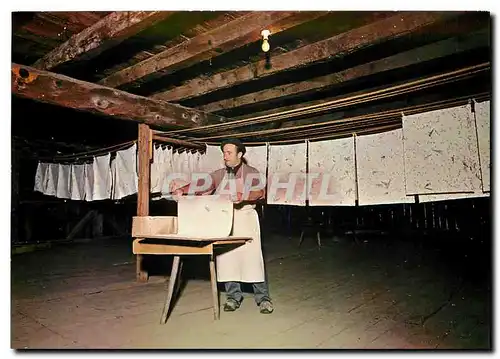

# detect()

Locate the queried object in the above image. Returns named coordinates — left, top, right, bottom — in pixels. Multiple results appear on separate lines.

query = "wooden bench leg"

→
left=174, top=260, right=183, bottom=299
left=299, top=230, right=305, bottom=247
left=136, top=254, right=149, bottom=282
left=160, top=255, right=181, bottom=324
left=209, top=254, right=219, bottom=320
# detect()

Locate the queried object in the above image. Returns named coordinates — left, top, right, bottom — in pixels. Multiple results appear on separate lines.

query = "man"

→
left=172, top=139, right=274, bottom=314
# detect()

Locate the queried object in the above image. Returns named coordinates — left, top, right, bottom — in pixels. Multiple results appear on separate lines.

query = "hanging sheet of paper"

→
left=308, top=137, right=356, bottom=206
left=151, top=145, right=163, bottom=193
left=160, top=146, right=174, bottom=194
left=267, top=142, right=307, bottom=206
left=45, top=163, right=59, bottom=197
left=403, top=104, right=482, bottom=195
left=56, top=164, right=71, bottom=199
left=112, top=144, right=138, bottom=199
left=188, top=150, right=202, bottom=174
left=356, top=129, right=414, bottom=205
left=92, top=154, right=112, bottom=200
left=244, top=144, right=268, bottom=177
left=200, top=144, right=224, bottom=174
left=178, top=151, right=193, bottom=184
left=34, top=162, right=49, bottom=194
left=70, top=164, right=85, bottom=200
left=84, top=162, right=94, bottom=201
left=167, top=151, right=189, bottom=192
left=474, top=100, right=490, bottom=192
left=170, top=151, right=181, bottom=173
left=418, top=191, right=489, bottom=203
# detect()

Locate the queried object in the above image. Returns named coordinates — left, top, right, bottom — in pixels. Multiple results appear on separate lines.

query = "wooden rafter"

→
left=228, top=63, right=490, bottom=123
left=31, top=11, right=175, bottom=70
left=152, top=12, right=457, bottom=103
left=12, top=12, right=37, bottom=32
left=98, top=11, right=327, bottom=88
left=11, top=63, right=226, bottom=129
left=199, top=28, right=490, bottom=113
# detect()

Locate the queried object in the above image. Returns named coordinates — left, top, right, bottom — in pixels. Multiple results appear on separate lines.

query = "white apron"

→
left=215, top=170, right=266, bottom=283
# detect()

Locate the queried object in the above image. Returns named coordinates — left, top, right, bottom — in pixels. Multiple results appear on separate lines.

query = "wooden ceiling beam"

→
left=31, top=11, right=175, bottom=70
left=12, top=12, right=37, bottom=32
left=11, top=63, right=226, bottom=129
left=230, top=74, right=489, bottom=127
left=199, top=28, right=489, bottom=113
left=98, top=11, right=327, bottom=88
left=152, top=11, right=458, bottom=103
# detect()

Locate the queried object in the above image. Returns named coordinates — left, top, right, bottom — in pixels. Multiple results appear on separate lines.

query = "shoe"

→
left=223, top=298, right=241, bottom=312
left=259, top=300, right=274, bottom=314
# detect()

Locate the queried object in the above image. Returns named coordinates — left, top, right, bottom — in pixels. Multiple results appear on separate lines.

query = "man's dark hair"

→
left=220, top=138, right=246, bottom=156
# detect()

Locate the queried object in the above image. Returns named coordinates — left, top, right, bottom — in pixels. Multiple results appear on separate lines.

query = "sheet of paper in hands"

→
left=177, top=195, right=234, bottom=238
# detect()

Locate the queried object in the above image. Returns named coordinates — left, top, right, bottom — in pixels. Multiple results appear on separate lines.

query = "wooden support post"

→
left=136, top=123, right=152, bottom=282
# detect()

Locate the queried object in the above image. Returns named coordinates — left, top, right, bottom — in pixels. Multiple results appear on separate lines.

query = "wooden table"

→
left=133, top=235, right=250, bottom=324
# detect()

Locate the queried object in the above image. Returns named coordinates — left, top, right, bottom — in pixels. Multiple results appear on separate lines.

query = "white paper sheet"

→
left=34, top=162, right=49, bottom=194
left=171, top=151, right=181, bottom=174
left=244, top=144, right=268, bottom=177
left=151, top=145, right=163, bottom=193
left=356, top=129, right=414, bottom=205
left=178, top=151, right=191, bottom=176
left=188, top=150, right=202, bottom=174
left=92, top=154, right=112, bottom=201
left=308, top=137, right=357, bottom=206
left=200, top=144, right=224, bottom=174
left=112, top=143, right=138, bottom=199
left=267, top=142, right=307, bottom=206
left=403, top=104, right=482, bottom=195
left=56, top=164, right=71, bottom=199
left=70, top=164, right=85, bottom=200
left=159, top=146, right=174, bottom=193
left=84, top=162, right=94, bottom=201
left=45, top=163, right=59, bottom=197
left=418, top=192, right=490, bottom=203
left=176, top=195, right=234, bottom=238
left=474, top=100, right=490, bottom=192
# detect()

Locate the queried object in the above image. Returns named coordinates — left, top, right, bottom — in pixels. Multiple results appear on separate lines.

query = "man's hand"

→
left=172, top=188, right=184, bottom=202
left=233, top=192, right=243, bottom=204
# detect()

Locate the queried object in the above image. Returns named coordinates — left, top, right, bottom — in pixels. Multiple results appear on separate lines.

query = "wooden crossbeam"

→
left=11, top=63, right=226, bottom=129
left=229, top=66, right=490, bottom=125
left=12, top=12, right=37, bottom=32
left=32, top=11, right=174, bottom=70
left=198, top=28, right=490, bottom=113
left=99, top=11, right=327, bottom=88
left=152, top=12, right=457, bottom=103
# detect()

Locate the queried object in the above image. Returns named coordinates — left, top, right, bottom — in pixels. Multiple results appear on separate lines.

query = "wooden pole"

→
left=136, top=123, right=152, bottom=282
left=152, top=134, right=206, bottom=151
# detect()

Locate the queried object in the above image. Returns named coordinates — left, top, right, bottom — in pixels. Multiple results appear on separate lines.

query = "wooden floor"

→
left=11, top=232, right=491, bottom=349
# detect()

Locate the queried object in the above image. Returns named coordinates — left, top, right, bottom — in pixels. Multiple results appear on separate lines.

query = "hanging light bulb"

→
left=261, top=29, right=271, bottom=53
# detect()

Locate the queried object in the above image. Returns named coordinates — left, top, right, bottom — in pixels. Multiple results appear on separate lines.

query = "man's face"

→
left=223, top=143, right=242, bottom=168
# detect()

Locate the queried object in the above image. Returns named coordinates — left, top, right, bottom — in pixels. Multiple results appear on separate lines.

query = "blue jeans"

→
left=225, top=281, right=271, bottom=305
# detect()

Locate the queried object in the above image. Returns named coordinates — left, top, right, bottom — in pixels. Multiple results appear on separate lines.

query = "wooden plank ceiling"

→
left=11, top=10, right=491, bottom=156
